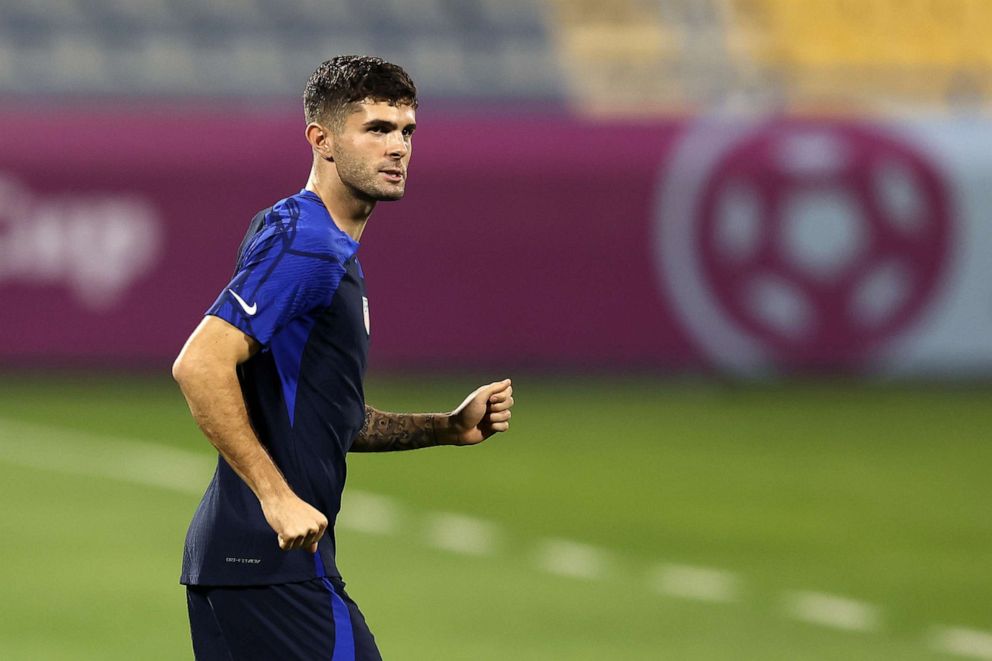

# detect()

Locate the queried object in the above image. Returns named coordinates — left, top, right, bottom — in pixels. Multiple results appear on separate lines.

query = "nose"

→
left=386, top=131, right=408, bottom=158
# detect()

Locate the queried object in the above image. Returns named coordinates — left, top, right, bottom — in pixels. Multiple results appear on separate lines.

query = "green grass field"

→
left=0, top=374, right=989, bottom=660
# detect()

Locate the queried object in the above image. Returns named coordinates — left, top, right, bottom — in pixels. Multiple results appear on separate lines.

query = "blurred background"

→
left=0, top=1, right=990, bottom=659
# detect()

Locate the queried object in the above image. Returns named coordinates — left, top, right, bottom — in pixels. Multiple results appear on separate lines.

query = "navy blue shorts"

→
left=186, top=577, right=381, bottom=660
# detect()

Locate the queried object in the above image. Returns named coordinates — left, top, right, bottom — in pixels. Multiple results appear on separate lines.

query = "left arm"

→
left=351, top=379, right=514, bottom=452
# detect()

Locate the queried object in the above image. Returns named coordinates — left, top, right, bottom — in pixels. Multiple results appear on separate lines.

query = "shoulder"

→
left=243, top=192, right=358, bottom=266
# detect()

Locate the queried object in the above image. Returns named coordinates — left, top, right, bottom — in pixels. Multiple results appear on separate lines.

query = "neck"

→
left=305, top=164, right=375, bottom=242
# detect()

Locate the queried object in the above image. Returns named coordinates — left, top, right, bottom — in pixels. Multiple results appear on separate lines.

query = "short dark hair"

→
left=304, top=55, right=418, bottom=125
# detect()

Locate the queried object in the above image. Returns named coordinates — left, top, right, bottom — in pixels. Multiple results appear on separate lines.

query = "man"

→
left=172, top=56, right=514, bottom=660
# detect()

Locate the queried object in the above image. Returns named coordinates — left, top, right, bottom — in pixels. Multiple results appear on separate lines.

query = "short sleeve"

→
left=206, top=226, right=346, bottom=346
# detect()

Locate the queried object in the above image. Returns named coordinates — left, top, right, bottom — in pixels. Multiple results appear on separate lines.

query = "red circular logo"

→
left=658, top=119, right=953, bottom=372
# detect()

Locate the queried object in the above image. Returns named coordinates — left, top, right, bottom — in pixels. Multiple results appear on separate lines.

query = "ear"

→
left=305, top=122, right=334, bottom=162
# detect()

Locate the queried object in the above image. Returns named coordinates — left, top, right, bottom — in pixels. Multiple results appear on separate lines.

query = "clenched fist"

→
left=439, top=379, right=514, bottom=446
left=260, top=492, right=328, bottom=553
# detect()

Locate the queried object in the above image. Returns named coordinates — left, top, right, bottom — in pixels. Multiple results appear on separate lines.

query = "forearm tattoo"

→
left=351, top=405, right=439, bottom=452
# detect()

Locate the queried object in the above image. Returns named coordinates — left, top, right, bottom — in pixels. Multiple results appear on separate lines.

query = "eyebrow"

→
left=363, top=119, right=417, bottom=132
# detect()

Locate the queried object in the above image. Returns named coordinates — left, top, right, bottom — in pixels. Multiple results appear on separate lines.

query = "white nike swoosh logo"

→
left=228, top=289, right=257, bottom=316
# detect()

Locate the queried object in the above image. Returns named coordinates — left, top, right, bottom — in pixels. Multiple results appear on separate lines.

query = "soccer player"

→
left=171, top=56, right=514, bottom=660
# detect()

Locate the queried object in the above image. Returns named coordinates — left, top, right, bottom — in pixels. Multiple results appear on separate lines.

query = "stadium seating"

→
left=724, top=0, right=992, bottom=113
left=0, top=0, right=564, bottom=101
left=0, top=0, right=989, bottom=113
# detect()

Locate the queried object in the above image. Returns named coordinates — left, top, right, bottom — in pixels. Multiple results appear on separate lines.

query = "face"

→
left=331, top=100, right=416, bottom=202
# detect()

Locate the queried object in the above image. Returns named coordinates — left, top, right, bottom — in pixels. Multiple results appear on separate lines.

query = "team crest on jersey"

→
left=362, top=296, right=370, bottom=335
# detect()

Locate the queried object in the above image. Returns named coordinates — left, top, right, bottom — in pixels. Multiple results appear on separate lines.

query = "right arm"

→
left=172, top=315, right=327, bottom=553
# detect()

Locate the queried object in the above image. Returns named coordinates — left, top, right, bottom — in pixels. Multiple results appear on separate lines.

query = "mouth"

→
left=379, top=168, right=404, bottom=183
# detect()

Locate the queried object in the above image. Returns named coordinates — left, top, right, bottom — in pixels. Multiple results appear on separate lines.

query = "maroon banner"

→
left=0, top=108, right=969, bottom=374
left=0, top=108, right=689, bottom=371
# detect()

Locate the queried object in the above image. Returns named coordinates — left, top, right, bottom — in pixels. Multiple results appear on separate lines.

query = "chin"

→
left=375, top=188, right=406, bottom=201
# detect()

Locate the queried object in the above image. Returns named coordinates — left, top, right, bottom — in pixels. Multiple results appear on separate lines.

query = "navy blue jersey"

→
left=181, top=189, right=369, bottom=586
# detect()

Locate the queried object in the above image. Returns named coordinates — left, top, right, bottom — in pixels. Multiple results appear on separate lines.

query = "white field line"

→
left=784, top=591, right=881, bottom=632
left=930, top=627, right=992, bottom=660
left=535, top=538, right=611, bottom=580
left=0, top=417, right=213, bottom=494
left=649, top=563, right=741, bottom=603
left=6, top=416, right=989, bottom=657
left=424, top=512, right=499, bottom=556
left=337, top=489, right=401, bottom=535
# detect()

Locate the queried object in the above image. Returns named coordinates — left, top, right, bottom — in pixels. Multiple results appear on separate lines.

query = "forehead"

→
left=346, top=100, right=416, bottom=125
